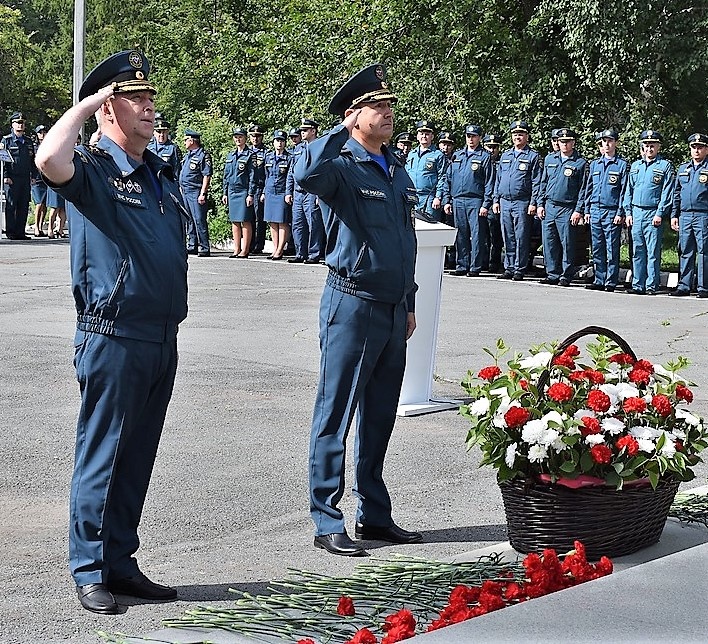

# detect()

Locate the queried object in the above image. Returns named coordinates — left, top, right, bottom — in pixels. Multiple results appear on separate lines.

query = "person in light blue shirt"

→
left=537, top=128, right=588, bottom=286
left=405, top=120, right=447, bottom=221
left=147, top=113, right=182, bottom=177
left=622, top=130, right=675, bottom=294
left=669, top=133, right=708, bottom=298
left=583, top=129, right=629, bottom=291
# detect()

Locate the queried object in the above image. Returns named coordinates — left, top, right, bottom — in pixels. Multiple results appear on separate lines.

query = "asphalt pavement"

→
left=1, top=238, right=707, bottom=643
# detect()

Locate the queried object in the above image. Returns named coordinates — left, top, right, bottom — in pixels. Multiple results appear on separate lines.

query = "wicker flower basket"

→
left=499, top=477, right=680, bottom=559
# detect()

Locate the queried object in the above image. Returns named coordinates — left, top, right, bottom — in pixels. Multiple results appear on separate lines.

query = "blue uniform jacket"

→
left=2, top=132, right=34, bottom=181
left=583, top=156, right=629, bottom=215
left=673, top=159, right=708, bottom=214
left=405, top=146, right=447, bottom=207
left=179, top=146, right=213, bottom=193
left=264, top=150, right=292, bottom=194
left=539, top=151, right=588, bottom=211
left=294, top=125, right=418, bottom=311
left=493, top=146, right=541, bottom=204
left=286, top=141, right=308, bottom=195
left=45, top=135, right=188, bottom=342
left=147, top=138, right=182, bottom=177
left=222, top=148, right=256, bottom=197
left=250, top=145, right=267, bottom=196
left=446, top=146, right=494, bottom=208
left=623, top=156, right=675, bottom=218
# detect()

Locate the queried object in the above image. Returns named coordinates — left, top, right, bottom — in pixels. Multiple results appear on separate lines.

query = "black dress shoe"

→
left=451, top=269, right=467, bottom=276
left=77, top=583, right=120, bottom=614
left=496, top=272, right=513, bottom=280
left=108, top=572, right=177, bottom=600
left=558, top=278, right=570, bottom=287
left=187, top=248, right=198, bottom=255
left=355, top=522, right=423, bottom=544
left=314, top=532, right=366, bottom=557
left=540, top=277, right=559, bottom=285
left=198, top=251, right=211, bottom=257
left=698, top=292, right=708, bottom=299
left=585, top=283, right=605, bottom=291
left=466, top=271, right=480, bottom=277
left=304, top=258, right=321, bottom=264
left=512, top=273, right=524, bottom=281
left=627, top=288, right=645, bottom=295
left=605, top=285, right=616, bottom=292
left=288, top=257, right=305, bottom=263
left=669, top=289, right=690, bottom=297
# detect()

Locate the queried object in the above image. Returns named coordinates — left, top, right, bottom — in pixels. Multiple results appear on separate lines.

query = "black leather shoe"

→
left=77, top=583, right=120, bottom=614
left=108, top=572, right=177, bottom=600
left=559, top=278, right=570, bottom=287
left=452, top=269, right=467, bottom=276
left=466, top=271, right=480, bottom=277
left=496, top=272, right=513, bottom=280
left=585, top=283, right=605, bottom=291
left=605, top=286, right=616, bottom=292
left=669, top=289, right=690, bottom=297
left=304, top=258, right=321, bottom=264
left=314, top=532, right=366, bottom=556
left=627, top=288, right=645, bottom=295
left=512, top=273, right=524, bottom=281
left=197, top=251, right=211, bottom=257
left=355, top=522, right=423, bottom=544
left=187, top=248, right=198, bottom=255
left=288, top=257, right=305, bottom=263
left=698, top=292, right=708, bottom=299
left=540, top=277, right=559, bottom=285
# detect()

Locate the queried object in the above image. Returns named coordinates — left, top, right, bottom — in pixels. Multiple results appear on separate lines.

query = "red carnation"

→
left=590, top=444, right=612, bottom=464
left=382, top=609, right=416, bottom=644
left=615, top=435, right=639, bottom=456
left=346, top=629, right=378, bottom=644
left=519, top=379, right=529, bottom=390
left=585, top=370, right=605, bottom=384
left=634, top=359, right=654, bottom=373
left=553, top=354, right=576, bottom=369
left=580, top=416, right=601, bottom=436
left=504, top=406, right=531, bottom=428
left=298, top=640, right=317, bottom=644
left=337, top=596, right=355, bottom=616
left=564, top=344, right=580, bottom=357
left=609, top=353, right=635, bottom=365
left=651, top=394, right=673, bottom=417
left=569, top=370, right=587, bottom=382
left=478, top=365, right=502, bottom=381
left=628, top=368, right=652, bottom=385
left=547, top=382, right=574, bottom=403
left=675, top=384, right=694, bottom=403
left=676, top=440, right=684, bottom=451
left=587, top=389, right=611, bottom=412
left=623, top=396, right=647, bottom=414
left=594, top=556, right=613, bottom=577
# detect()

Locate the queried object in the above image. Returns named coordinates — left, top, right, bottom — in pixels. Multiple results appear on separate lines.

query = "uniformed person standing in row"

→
left=286, top=118, right=325, bottom=263
left=483, top=133, right=503, bottom=272
left=670, top=133, right=708, bottom=298
left=147, top=112, right=182, bottom=177
left=263, top=129, right=292, bottom=260
left=392, top=131, right=413, bottom=164
left=248, top=123, right=268, bottom=254
left=288, top=127, right=302, bottom=149
left=537, top=128, right=588, bottom=286
left=223, top=126, right=256, bottom=258
left=179, top=128, right=212, bottom=257
left=622, top=130, right=675, bottom=295
left=438, top=130, right=457, bottom=269
left=2, top=112, right=34, bottom=239
left=492, top=120, right=541, bottom=280
left=31, top=124, right=49, bottom=237
left=295, top=63, right=421, bottom=557
left=444, top=125, right=494, bottom=276
left=405, top=120, right=447, bottom=221
left=36, top=50, right=187, bottom=615
left=583, top=129, right=628, bottom=292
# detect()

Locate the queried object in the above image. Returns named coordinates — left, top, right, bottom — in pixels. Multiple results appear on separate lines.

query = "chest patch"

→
left=359, top=188, right=386, bottom=199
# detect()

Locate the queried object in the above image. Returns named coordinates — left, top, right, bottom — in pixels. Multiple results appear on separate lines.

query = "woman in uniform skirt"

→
left=222, top=127, right=256, bottom=258
left=46, top=186, right=67, bottom=238
left=262, top=130, right=292, bottom=259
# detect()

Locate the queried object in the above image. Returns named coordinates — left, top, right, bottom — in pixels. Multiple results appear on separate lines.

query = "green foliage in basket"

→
left=462, top=335, right=708, bottom=490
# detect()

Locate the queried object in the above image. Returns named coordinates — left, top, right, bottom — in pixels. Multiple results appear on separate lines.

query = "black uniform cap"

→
left=273, top=129, right=288, bottom=141
left=248, top=123, right=265, bottom=135
left=395, top=131, right=413, bottom=144
left=79, top=50, right=155, bottom=101
left=687, top=133, right=708, bottom=145
left=595, top=129, right=619, bottom=141
left=639, top=129, right=663, bottom=143
left=438, top=131, right=455, bottom=143
left=328, top=64, right=397, bottom=118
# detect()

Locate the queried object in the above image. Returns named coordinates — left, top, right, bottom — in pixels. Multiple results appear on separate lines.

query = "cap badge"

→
left=694, top=134, right=701, bottom=143
left=136, top=70, right=145, bottom=80
left=129, top=51, right=143, bottom=69
left=647, top=130, right=654, bottom=138
left=375, top=65, right=384, bottom=80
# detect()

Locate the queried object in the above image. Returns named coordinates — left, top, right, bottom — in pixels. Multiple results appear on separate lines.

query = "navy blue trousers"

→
left=291, top=191, right=324, bottom=261
left=182, top=190, right=210, bottom=253
left=309, top=286, right=407, bottom=535
left=69, top=331, right=177, bottom=586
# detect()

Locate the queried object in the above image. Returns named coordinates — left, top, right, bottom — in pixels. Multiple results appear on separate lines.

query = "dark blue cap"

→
left=557, top=128, right=576, bottom=140
left=550, top=128, right=562, bottom=139
left=34, top=124, right=47, bottom=133
left=300, top=118, right=319, bottom=129
left=154, top=112, right=170, bottom=130
left=184, top=128, right=201, bottom=139
left=639, top=129, right=662, bottom=143
left=395, top=131, right=413, bottom=144
left=483, top=134, right=501, bottom=146
left=288, top=128, right=301, bottom=137
left=10, top=112, right=25, bottom=123
left=248, top=123, right=265, bottom=135
left=79, top=50, right=154, bottom=101
left=595, top=129, right=619, bottom=141
left=465, top=125, right=483, bottom=136
left=273, top=129, right=287, bottom=140
left=416, top=120, right=435, bottom=132
left=328, top=63, right=397, bottom=117
left=510, top=120, right=530, bottom=133
left=687, top=133, right=708, bottom=145
left=438, top=131, right=455, bottom=143
left=232, top=127, right=247, bottom=136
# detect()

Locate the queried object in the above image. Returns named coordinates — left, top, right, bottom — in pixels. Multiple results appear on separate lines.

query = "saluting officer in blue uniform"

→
left=295, top=63, right=421, bottom=557
left=444, top=125, right=494, bottom=276
left=179, top=128, right=212, bottom=256
left=31, top=124, right=49, bottom=237
left=248, top=123, right=268, bottom=254
left=36, top=50, right=187, bottom=615
left=492, top=120, right=542, bottom=280
left=222, top=126, right=256, bottom=258
left=263, top=129, right=292, bottom=260
left=286, top=118, right=325, bottom=263
left=622, top=130, right=675, bottom=295
left=147, top=112, right=182, bottom=177
left=405, top=120, right=447, bottom=221
left=583, top=129, right=628, bottom=292
left=669, top=133, right=708, bottom=298
left=537, top=128, right=588, bottom=286
left=2, top=112, right=34, bottom=239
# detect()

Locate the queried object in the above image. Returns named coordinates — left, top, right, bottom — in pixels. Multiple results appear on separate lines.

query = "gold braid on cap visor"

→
left=111, top=79, right=157, bottom=94
left=349, top=90, right=398, bottom=110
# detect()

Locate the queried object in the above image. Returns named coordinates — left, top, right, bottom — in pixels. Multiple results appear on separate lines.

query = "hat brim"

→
left=113, top=80, right=156, bottom=95
left=641, top=139, right=661, bottom=143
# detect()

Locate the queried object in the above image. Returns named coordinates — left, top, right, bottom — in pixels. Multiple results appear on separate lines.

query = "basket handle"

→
left=536, top=325, right=637, bottom=392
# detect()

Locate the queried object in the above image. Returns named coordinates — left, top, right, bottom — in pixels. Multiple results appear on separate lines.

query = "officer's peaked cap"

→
left=595, top=129, right=619, bottom=141
left=510, top=120, right=530, bottom=133
left=550, top=128, right=562, bottom=139
left=328, top=64, right=397, bottom=118
left=639, top=129, right=662, bottom=143
left=184, top=128, right=201, bottom=139
left=79, top=50, right=155, bottom=101
left=154, top=112, right=170, bottom=130
left=415, top=120, right=434, bottom=132
left=300, top=118, right=319, bottom=129
left=34, top=124, right=47, bottom=133
left=248, top=123, right=265, bottom=135
left=557, top=128, right=576, bottom=140
left=465, top=125, right=483, bottom=136
left=288, top=127, right=301, bottom=137
left=438, top=131, right=455, bottom=143
left=395, top=131, right=413, bottom=144
left=273, top=129, right=288, bottom=141
left=483, top=134, right=500, bottom=145
left=10, top=112, right=25, bottom=123
left=687, top=133, right=708, bottom=145
left=232, top=127, right=248, bottom=136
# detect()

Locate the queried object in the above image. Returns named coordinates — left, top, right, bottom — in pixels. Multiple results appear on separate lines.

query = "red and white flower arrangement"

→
left=463, top=335, right=708, bottom=488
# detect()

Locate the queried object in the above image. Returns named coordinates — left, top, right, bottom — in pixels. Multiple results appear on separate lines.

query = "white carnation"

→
left=505, top=442, right=518, bottom=468
left=527, top=444, right=548, bottom=463
left=585, top=434, right=606, bottom=446
left=615, top=382, right=640, bottom=400
left=521, top=419, right=548, bottom=444
left=469, top=397, right=491, bottom=416
left=637, top=438, right=656, bottom=453
left=601, top=417, right=626, bottom=435
left=659, top=433, right=676, bottom=458
left=574, top=409, right=596, bottom=420
left=519, top=351, right=553, bottom=370
left=675, top=408, right=700, bottom=426
left=671, top=428, right=687, bottom=441
left=542, top=410, right=566, bottom=426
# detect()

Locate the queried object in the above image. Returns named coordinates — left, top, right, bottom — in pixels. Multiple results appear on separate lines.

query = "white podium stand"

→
left=397, top=218, right=459, bottom=416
